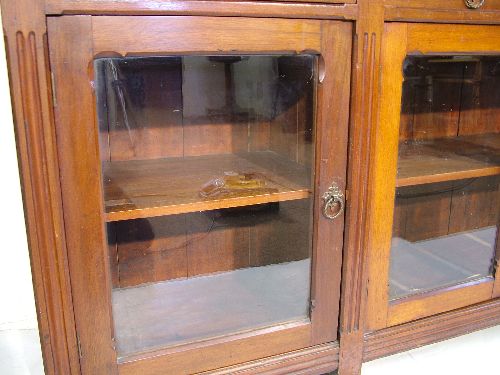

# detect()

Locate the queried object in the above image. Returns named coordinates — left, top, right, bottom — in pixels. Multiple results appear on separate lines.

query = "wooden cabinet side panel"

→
left=48, top=16, right=118, bottom=374
left=0, top=1, right=81, bottom=374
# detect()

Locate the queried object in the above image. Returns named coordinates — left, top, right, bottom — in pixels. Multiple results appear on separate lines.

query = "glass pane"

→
left=389, top=56, right=500, bottom=301
left=94, top=55, right=317, bottom=357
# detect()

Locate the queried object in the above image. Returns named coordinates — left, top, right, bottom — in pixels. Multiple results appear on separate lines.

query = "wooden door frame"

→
left=366, top=22, right=500, bottom=331
left=48, top=15, right=352, bottom=374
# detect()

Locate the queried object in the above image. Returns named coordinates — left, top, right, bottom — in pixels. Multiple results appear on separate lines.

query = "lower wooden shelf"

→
left=112, top=259, right=310, bottom=358
left=103, top=151, right=312, bottom=222
left=396, top=133, right=500, bottom=187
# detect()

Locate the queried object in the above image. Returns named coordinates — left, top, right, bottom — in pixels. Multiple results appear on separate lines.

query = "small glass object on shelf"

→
left=199, top=171, right=277, bottom=198
left=389, top=55, right=500, bottom=301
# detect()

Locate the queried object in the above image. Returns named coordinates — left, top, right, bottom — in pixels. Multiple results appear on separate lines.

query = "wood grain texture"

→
left=387, top=278, right=494, bottom=326
left=338, top=0, right=385, bottom=372
left=385, top=6, right=500, bottom=24
left=2, top=0, right=499, bottom=374
left=0, top=2, right=80, bottom=374
left=48, top=16, right=118, bottom=374
left=309, top=20, right=352, bottom=344
left=364, top=22, right=407, bottom=331
left=394, top=183, right=453, bottom=241
left=103, top=153, right=311, bottom=221
left=384, top=0, right=500, bottom=24
left=203, top=342, right=339, bottom=375
left=396, top=134, right=500, bottom=187
left=47, top=15, right=352, bottom=375
left=92, top=16, right=322, bottom=56
left=406, top=23, right=500, bottom=53
left=118, top=323, right=312, bottom=375
left=46, top=0, right=358, bottom=20
left=366, top=22, right=500, bottom=336
left=364, top=297, right=500, bottom=362
left=448, top=176, right=500, bottom=234
left=384, top=0, right=500, bottom=10
left=110, top=200, right=312, bottom=288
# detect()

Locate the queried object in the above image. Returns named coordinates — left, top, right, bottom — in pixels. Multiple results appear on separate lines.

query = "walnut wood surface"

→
left=2, top=1, right=500, bottom=375
left=48, top=16, right=118, bottom=374
left=383, top=0, right=500, bottom=26
left=118, top=322, right=312, bottom=375
left=0, top=1, right=80, bottom=374
left=364, top=22, right=407, bottom=331
left=338, top=0, right=385, bottom=371
left=385, top=6, right=500, bottom=24
left=104, top=152, right=311, bottom=221
left=406, top=23, right=500, bottom=52
left=396, top=134, right=500, bottom=187
left=364, top=298, right=500, bottom=362
left=47, top=14, right=351, bottom=375
left=384, top=0, right=500, bottom=11
left=46, top=0, right=358, bottom=19
left=367, top=21, right=500, bottom=339
left=92, top=16, right=322, bottom=56
left=204, top=342, right=339, bottom=375
left=109, top=200, right=311, bottom=288
left=388, top=277, right=494, bottom=326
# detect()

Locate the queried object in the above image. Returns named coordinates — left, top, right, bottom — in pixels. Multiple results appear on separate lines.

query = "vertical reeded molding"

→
left=338, top=0, right=384, bottom=374
left=0, top=1, right=80, bottom=374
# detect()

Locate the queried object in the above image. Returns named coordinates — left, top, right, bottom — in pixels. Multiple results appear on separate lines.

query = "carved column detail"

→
left=338, top=1, right=384, bottom=373
left=0, top=1, right=80, bottom=373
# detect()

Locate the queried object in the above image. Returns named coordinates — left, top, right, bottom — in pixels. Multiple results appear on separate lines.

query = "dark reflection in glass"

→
left=389, top=56, right=500, bottom=300
left=95, top=55, right=317, bottom=357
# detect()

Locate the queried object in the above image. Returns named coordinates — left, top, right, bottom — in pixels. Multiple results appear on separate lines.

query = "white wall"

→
left=0, top=11, right=40, bottom=333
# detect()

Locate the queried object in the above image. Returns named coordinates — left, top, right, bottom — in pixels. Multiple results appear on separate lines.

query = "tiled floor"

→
left=362, top=324, right=500, bottom=375
left=0, top=329, right=44, bottom=375
left=0, top=324, right=499, bottom=374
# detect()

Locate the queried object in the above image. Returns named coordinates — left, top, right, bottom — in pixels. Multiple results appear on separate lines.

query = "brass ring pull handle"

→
left=464, top=0, right=485, bottom=9
left=322, top=183, right=345, bottom=220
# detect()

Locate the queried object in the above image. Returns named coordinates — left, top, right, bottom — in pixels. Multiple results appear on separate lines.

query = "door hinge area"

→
left=77, top=334, right=83, bottom=359
left=50, top=72, right=57, bottom=107
left=310, top=299, right=316, bottom=314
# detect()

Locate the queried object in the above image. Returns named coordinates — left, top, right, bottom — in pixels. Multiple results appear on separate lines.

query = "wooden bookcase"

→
left=1, top=0, right=499, bottom=375
left=45, top=14, right=351, bottom=375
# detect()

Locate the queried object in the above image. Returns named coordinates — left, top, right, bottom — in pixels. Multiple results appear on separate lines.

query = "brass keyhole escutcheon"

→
left=322, top=183, right=345, bottom=220
left=464, top=0, right=485, bottom=9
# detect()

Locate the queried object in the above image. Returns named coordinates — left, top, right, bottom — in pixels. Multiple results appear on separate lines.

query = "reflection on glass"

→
left=94, top=55, right=317, bottom=357
left=389, top=56, right=500, bottom=300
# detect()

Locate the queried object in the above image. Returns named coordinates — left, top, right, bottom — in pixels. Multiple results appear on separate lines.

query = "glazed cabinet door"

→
left=367, top=23, right=500, bottom=330
left=47, top=16, right=351, bottom=374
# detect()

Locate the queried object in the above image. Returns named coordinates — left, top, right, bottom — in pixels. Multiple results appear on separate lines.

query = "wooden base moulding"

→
left=364, top=298, right=500, bottom=362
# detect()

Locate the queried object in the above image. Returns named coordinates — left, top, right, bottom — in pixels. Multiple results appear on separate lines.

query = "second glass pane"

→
left=95, top=55, right=317, bottom=357
left=390, top=56, right=500, bottom=300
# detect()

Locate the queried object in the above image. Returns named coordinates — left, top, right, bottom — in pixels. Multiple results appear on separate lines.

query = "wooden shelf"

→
left=396, top=133, right=500, bottom=188
left=103, top=152, right=312, bottom=222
